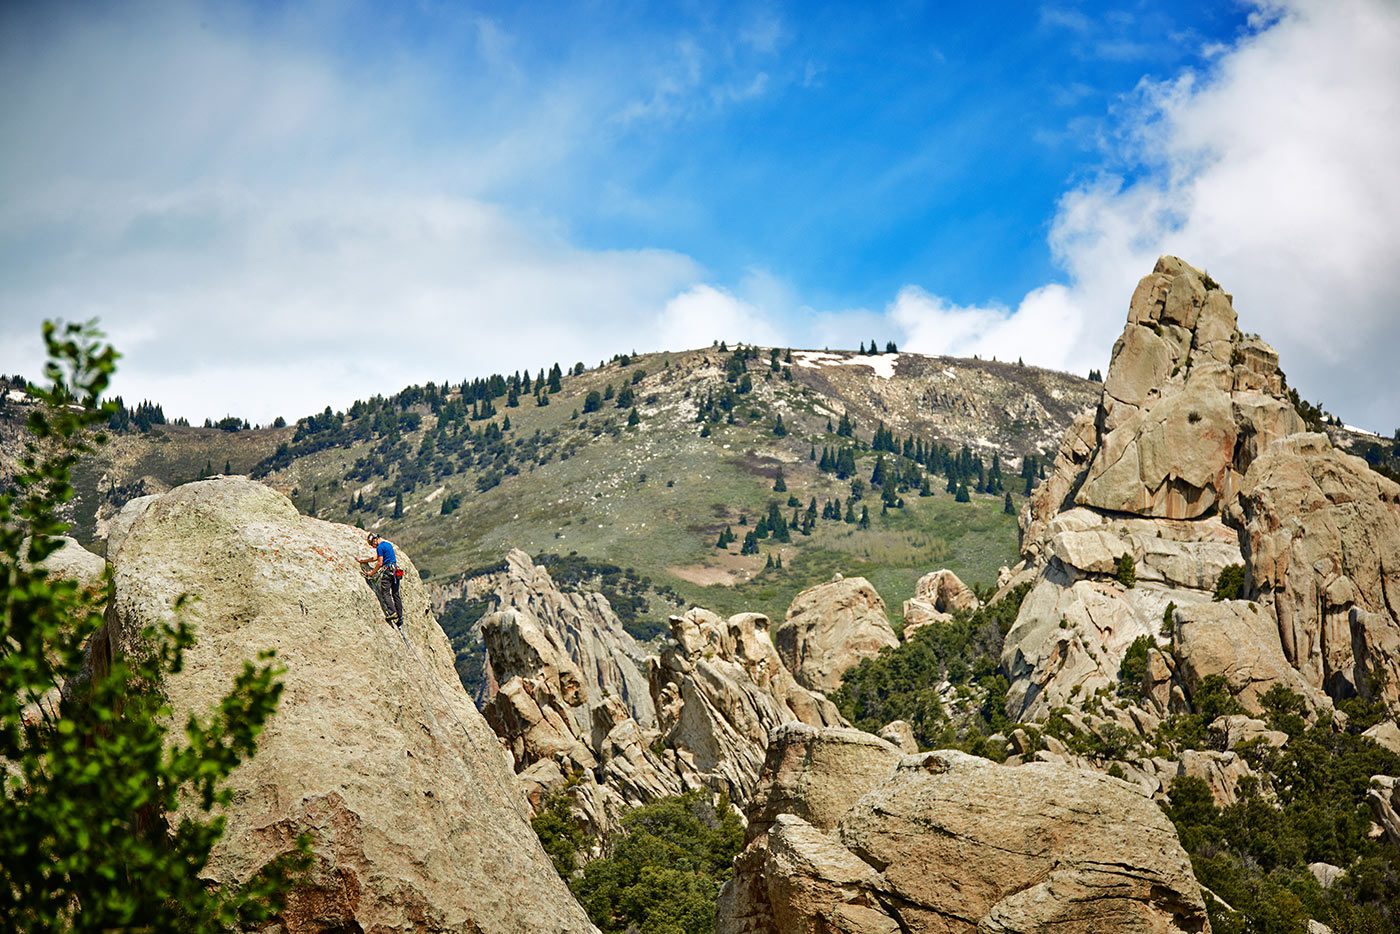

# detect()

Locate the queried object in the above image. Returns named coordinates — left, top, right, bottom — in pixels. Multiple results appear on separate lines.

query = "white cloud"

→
left=656, top=284, right=786, bottom=351
left=884, top=0, right=1400, bottom=430
left=0, top=3, right=713, bottom=424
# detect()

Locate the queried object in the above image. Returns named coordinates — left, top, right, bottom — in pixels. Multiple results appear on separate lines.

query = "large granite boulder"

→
left=1073, top=257, right=1302, bottom=520
left=902, top=568, right=980, bottom=635
left=99, top=478, right=595, bottom=933
left=1002, top=256, right=1400, bottom=724
left=35, top=535, right=106, bottom=589
left=720, top=742, right=1210, bottom=933
left=1173, top=600, right=1327, bottom=715
left=775, top=576, right=898, bottom=692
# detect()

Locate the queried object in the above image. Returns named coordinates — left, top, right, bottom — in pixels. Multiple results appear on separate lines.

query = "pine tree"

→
left=1004, top=491, right=1015, bottom=515
left=224, top=459, right=232, bottom=475
left=859, top=505, right=870, bottom=529
left=773, top=467, right=786, bottom=492
left=844, top=501, right=856, bottom=523
left=809, top=444, right=816, bottom=460
left=775, top=554, right=783, bottom=570
left=773, top=414, right=787, bottom=437
left=627, top=407, right=640, bottom=427
left=955, top=483, right=971, bottom=503
left=392, top=492, right=404, bottom=518
left=870, top=455, right=886, bottom=487
left=764, top=554, right=773, bottom=569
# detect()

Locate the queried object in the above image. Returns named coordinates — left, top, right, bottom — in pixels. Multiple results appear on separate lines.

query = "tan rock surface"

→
left=1363, top=720, right=1400, bottom=756
left=902, top=568, right=981, bottom=637
left=101, top=478, right=596, bottom=933
left=718, top=724, right=904, bottom=934
left=651, top=608, right=844, bottom=802
left=721, top=746, right=1210, bottom=933
left=1173, top=600, right=1326, bottom=715
left=1234, top=433, right=1400, bottom=707
left=491, top=549, right=656, bottom=727
left=775, top=577, right=898, bottom=693
left=1369, top=775, right=1400, bottom=849
left=36, top=535, right=106, bottom=588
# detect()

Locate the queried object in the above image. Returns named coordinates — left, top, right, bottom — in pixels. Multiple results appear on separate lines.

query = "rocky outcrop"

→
left=1364, top=720, right=1400, bottom=756
left=1176, top=750, right=1259, bottom=807
left=490, top=549, right=656, bottom=727
left=36, top=535, right=106, bottom=588
left=1231, top=434, right=1400, bottom=707
left=1075, top=256, right=1302, bottom=519
left=101, top=492, right=160, bottom=559
left=775, top=576, right=897, bottom=692
left=901, top=568, right=980, bottom=634
left=100, top=478, right=595, bottom=933
left=1369, top=775, right=1400, bottom=849
left=1004, top=256, right=1399, bottom=723
left=720, top=736, right=1211, bottom=934
left=718, top=724, right=905, bottom=934
left=1173, top=600, right=1323, bottom=715
left=480, top=599, right=688, bottom=842
left=651, top=608, right=845, bottom=802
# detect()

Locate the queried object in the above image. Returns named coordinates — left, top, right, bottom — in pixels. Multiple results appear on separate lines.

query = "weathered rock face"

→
left=775, top=576, right=898, bottom=693
left=1232, top=434, right=1400, bottom=707
left=37, top=535, right=106, bottom=588
left=651, top=608, right=845, bottom=802
left=1004, top=256, right=1400, bottom=723
left=1173, top=601, right=1323, bottom=715
left=1076, top=256, right=1302, bottom=520
left=901, top=568, right=980, bottom=635
left=720, top=739, right=1211, bottom=934
left=491, top=549, right=656, bottom=727
left=717, top=724, right=908, bottom=934
left=101, top=478, right=596, bottom=933
left=1369, top=775, right=1400, bottom=849
left=479, top=598, right=688, bottom=843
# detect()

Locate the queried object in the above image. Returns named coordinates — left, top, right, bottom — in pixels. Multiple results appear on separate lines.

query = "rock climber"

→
left=358, top=532, right=404, bottom=628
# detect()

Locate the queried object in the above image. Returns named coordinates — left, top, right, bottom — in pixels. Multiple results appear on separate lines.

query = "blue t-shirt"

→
left=376, top=540, right=397, bottom=566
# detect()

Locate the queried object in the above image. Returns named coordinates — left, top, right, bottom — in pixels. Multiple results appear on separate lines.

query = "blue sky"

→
left=1, top=1, right=1397, bottom=430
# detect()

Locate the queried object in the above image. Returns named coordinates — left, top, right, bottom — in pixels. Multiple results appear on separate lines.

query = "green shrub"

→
left=1161, top=688, right=1400, bottom=931
left=832, top=585, right=1030, bottom=750
left=1214, top=564, right=1246, bottom=601
left=1115, top=553, right=1136, bottom=588
left=568, top=791, right=743, bottom=934
left=1117, top=635, right=1153, bottom=700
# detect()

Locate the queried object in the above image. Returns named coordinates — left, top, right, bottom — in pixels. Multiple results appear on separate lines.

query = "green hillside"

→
left=55, top=344, right=1098, bottom=633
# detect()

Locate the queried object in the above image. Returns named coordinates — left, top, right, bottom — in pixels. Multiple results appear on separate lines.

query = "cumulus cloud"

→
left=0, top=3, right=714, bottom=423
left=887, top=0, right=1400, bottom=429
left=656, top=284, right=786, bottom=351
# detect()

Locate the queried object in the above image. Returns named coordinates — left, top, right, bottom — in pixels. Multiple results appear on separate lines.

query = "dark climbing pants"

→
left=377, top=567, right=404, bottom=624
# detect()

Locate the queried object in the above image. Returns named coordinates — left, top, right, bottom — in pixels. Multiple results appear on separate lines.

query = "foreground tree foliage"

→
left=0, top=322, right=305, bottom=931
left=552, top=791, right=743, bottom=934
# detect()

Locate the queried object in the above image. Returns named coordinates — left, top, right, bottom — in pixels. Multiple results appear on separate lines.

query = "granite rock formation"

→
left=774, top=576, right=898, bottom=693
left=1004, top=256, right=1400, bottom=724
left=97, top=478, right=596, bottom=933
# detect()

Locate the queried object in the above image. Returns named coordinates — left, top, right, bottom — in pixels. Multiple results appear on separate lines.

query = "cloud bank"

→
left=887, top=0, right=1400, bottom=431
left=1, top=1, right=1396, bottom=432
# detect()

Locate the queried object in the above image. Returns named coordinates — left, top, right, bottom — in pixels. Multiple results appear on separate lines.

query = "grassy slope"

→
left=54, top=346, right=1053, bottom=627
